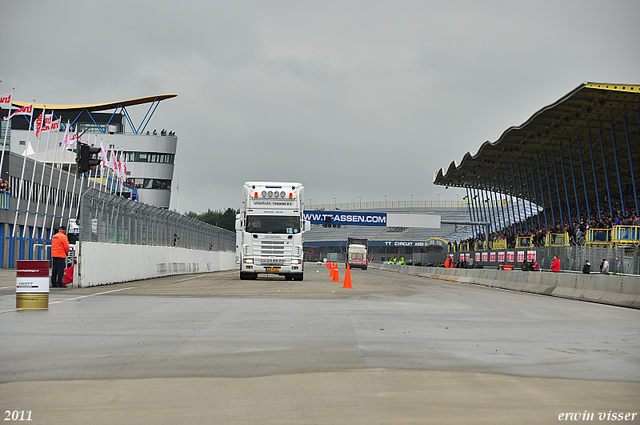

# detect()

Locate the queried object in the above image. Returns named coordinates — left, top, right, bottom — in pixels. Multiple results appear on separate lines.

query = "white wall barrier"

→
left=77, top=242, right=236, bottom=287
left=371, top=263, right=640, bottom=309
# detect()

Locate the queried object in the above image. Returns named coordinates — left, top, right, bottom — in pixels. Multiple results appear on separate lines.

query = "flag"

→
left=116, top=152, right=122, bottom=179
left=100, top=141, right=107, bottom=169
left=49, top=118, right=60, bottom=132
left=41, top=114, right=56, bottom=132
left=34, top=110, right=45, bottom=138
left=61, top=126, right=78, bottom=150
left=108, top=146, right=116, bottom=170
left=123, top=155, right=127, bottom=177
left=0, top=93, right=12, bottom=109
left=61, top=125, right=69, bottom=150
left=4, top=104, right=33, bottom=120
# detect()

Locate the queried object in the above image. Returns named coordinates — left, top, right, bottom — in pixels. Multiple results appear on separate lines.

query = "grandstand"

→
left=303, top=201, right=539, bottom=262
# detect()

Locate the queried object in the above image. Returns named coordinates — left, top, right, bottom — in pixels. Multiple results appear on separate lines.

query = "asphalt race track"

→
left=1, top=264, right=638, bottom=424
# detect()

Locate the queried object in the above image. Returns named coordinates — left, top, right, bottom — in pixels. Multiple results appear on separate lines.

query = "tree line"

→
left=185, top=208, right=238, bottom=232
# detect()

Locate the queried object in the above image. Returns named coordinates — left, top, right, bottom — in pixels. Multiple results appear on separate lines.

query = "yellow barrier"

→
left=545, top=232, right=569, bottom=247
left=585, top=228, right=612, bottom=247
left=491, top=239, right=507, bottom=250
left=515, top=236, right=533, bottom=248
left=0, top=192, right=9, bottom=209
left=612, top=225, right=640, bottom=246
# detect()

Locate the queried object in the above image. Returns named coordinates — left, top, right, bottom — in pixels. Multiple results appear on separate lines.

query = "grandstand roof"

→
left=12, top=94, right=177, bottom=112
left=433, top=82, right=640, bottom=212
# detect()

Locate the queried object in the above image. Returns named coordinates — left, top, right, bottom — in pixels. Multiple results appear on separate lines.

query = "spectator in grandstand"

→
left=0, top=179, right=9, bottom=193
left=551, top=255, right=560, bottom=272
left=600, top=258, right=610, bottom=275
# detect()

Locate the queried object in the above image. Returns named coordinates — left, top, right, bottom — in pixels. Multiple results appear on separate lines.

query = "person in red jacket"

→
left=551, top=255, right=560, bottom=273
left=51, top=225, right=70, bottom=288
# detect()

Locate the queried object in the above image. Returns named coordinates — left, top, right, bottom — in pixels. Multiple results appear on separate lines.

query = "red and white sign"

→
left=527, top=251, right=537, bottom=262
left=490, top=252, right=496, bottom=262
left=507, top=251, right=515, bottom=263
left=517, top=251, right=525, bottom=263
left=481, top=252, right=488, bottom=262
left=498, top=252, right=505, bottom=262
left=459, top=253, right=465, bottom=262
left=475, top=253, right=480, bottom=261
left=465, top=254, right=470, bottom=262
left=16, top=260, right=49, bottom=293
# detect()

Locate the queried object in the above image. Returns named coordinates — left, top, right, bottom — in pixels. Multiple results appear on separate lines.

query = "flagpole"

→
left=0, top=88, right=15, bottom=182
left=32, top=112, right=55, bottom=242
left=99, top=138, right=105, bottom=193
left=117, top=148, right=124, bottom=196
left=40, top=119, right=63, bottom=255
left=23, top=107, right=46, bottom=238
left=51, top=124, right=74, bottom=238
left=12, top=101, right=35, bottom=238
left=58, top=127, right=78, bottom=229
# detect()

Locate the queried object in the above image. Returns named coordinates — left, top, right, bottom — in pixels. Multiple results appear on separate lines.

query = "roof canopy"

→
left=433, top=82, right=640, bottom=218
left=12, top=94, right=177, bottom=112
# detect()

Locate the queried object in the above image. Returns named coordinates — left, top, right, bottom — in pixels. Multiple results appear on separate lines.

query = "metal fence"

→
left=79, top=187, right=235, bottom=251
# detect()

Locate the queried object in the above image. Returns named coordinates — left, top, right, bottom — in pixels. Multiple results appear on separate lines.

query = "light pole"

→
left=410, top=193, right=413, bottom=207
left=437, top=193, right=440, bottom=206
left=359, top=195, right=361, bottom=209
left=309, top=199, right=312, bottom=209
left=333, top=196, right=336, bottom=210
left=384, top=194, right=387, bottom=208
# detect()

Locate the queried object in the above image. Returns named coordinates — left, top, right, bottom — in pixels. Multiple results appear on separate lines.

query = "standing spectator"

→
left=51, top=225, right=70, bottom=288
left=582, top=260, right=591, bottom=274
left=600, top=258, right=610, bottom=275
left=551, top=255, right=560, bottom=272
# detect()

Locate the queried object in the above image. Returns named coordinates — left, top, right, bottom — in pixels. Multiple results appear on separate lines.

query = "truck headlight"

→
left=243, top=258, right=254, bottom=264
left=291, top=259, right=300, bottom=265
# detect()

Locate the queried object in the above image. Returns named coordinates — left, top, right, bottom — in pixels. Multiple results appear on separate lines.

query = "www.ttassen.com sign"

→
left=303, top=211, right=387, bottom=226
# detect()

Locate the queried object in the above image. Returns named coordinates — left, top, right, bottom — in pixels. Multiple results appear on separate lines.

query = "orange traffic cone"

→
left=342, top=264, right=353, bottom=289
left=332, top=265, right=340, bottom=282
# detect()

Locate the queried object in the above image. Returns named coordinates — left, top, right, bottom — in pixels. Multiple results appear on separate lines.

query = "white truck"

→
left=236, top=182, right=309, bottom=281
left=346, top=237, right=368, bottom=270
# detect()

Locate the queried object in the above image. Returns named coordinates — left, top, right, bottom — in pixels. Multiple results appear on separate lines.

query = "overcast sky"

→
left=1, top=0, right=639, bottom=213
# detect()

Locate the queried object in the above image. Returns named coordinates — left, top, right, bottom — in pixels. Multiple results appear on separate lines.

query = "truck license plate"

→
left=266, top=267, right=280, bottom=272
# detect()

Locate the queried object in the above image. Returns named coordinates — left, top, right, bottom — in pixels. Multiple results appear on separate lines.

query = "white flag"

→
left=0, top=93, right=12, bottom=109
left=4, top=104, right=33, bottom=120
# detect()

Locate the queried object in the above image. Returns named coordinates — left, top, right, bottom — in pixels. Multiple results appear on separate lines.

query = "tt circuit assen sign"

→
left=303, top=211, right=440, bottom=228
left=304, top=211, right=387, bottom=226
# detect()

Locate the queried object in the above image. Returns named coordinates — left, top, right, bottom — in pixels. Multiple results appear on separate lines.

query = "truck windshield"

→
left=246, top=215, right=300, bottom=234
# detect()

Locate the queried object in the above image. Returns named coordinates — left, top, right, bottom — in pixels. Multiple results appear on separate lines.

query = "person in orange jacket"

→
left=51, top=225, right=70, bottom=287
left=550, top=255, right=560, bottom=273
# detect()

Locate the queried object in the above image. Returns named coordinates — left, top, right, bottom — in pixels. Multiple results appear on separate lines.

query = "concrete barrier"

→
left=371, top=263, right=640, bottom=309
left=77, top=242, right=236, bottom=287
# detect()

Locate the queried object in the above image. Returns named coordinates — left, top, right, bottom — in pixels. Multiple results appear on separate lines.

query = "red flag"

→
left=4, top=104, right=33, bottom=120
left=34, top=111, right=45, bottom=138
